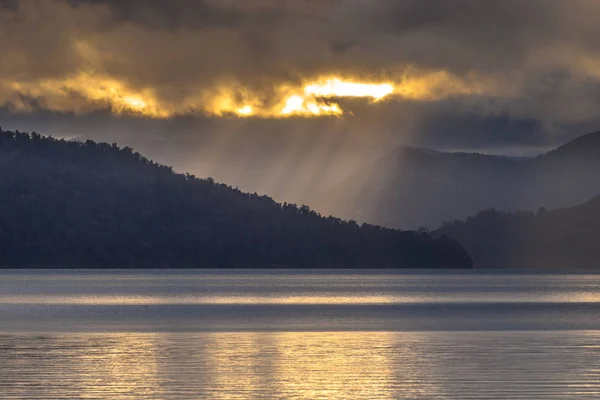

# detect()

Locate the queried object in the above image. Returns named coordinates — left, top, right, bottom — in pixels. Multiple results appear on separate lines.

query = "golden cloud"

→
left=0, top=69, right=501, bottom=118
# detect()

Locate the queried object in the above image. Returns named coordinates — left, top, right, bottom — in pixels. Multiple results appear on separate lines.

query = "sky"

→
left=2, top=0, right=600, bottom=201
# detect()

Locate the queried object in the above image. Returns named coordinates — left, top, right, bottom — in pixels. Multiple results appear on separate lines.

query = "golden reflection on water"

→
left=200, top=332, right=403, bottom=399
left=3, top=290, right=600, bottom=305
left=73, top=334, right=163, bottom=399
left=0, top=332, right=436, bottom=399
left=271, top=332, right=426, bottom=400
left=0, top=333, right=164, bottom=400
left=2, top=332, right=600, bottom=399
left=167, top=332, right=438, bottom=400
left=0, top=294, right=398, bottom=305
left=199, top=332, right=266, bottom=400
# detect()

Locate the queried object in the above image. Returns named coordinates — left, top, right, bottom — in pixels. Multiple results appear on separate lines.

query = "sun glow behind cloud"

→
left=304, top=79, right=394, bottom=100
left=0, top=69, right=496, bottom=119
left=200, top=77, right=398, bottom=118
left=2, top=73, right=169, bottom=118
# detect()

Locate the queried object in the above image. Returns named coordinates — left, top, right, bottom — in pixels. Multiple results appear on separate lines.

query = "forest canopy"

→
left=0, top=128, right=471, bottom=269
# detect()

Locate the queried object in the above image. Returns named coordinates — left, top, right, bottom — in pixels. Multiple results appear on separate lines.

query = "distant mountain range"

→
left=437, top=195, right=600, bottom=269
left=311, top=131, right=600, bottom=230
left=0, top=128, right=471, bottom=269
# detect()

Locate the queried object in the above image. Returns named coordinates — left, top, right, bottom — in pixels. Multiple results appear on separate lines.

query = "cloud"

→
left=66, top=0, right=245, bottom=30
left=0, top=0, right=600, bottom=130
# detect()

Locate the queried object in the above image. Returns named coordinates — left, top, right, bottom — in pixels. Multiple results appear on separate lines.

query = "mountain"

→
left=437, top=196, right=600, bottom=269
left=311, top=131, right=600, bottom=230
left=545, top=131, right=600, bottom=159
left=0, top=128, right=471, bottom=269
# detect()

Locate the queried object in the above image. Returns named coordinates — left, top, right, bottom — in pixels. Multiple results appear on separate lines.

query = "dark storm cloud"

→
left=66, top=0, right=244, bottom=30
left=0, top=0, right=18, bottom=10
left=2, top=0, right=600, bottom=145
left=2, top=0, right=597, bottom=82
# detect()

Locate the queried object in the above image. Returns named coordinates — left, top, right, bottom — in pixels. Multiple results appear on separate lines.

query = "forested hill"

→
left=0, top=129, right=471, bottom=269
left=437, top=196, right=600, bottom=269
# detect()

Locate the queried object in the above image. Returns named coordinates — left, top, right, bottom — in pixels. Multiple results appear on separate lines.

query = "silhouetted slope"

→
left=0, top=128, right=471, bottom=269
left=312, top=131, right=600, bottom=230
left=437, top=196, right=600, bottom=269
left=545, top=130, right=600, bottom=159
left=311, top=146, right=523, bottom=229
left=518, top=131, right=600, bottom=214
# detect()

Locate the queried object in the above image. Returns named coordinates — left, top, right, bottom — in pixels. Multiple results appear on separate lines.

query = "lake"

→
left=1, top=270, right=599, bottom=399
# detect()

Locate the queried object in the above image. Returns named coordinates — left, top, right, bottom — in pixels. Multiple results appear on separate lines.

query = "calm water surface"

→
left=1, top=270, right=599, bottom=399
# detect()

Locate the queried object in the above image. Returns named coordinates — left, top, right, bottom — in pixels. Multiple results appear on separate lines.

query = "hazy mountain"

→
left=437, top=196, right=600, bottom=269
left=0, top=128, right=471, bottom=269
left=311, top=131, right=600, bottom=230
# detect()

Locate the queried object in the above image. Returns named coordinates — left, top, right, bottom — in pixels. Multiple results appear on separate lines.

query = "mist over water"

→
left=1, top=270, right=599, bottom=398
